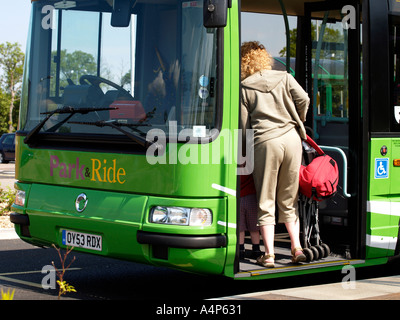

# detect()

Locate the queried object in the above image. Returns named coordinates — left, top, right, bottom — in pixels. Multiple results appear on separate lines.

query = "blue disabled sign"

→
left=375, top=158, right=389, bottom=179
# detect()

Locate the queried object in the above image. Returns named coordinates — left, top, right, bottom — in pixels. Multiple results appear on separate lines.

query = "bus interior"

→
left=237, top=0, right=363, bottom=276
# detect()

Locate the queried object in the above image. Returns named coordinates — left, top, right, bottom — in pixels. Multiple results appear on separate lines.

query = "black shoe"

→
left=251, top=249, right=263, bottom=260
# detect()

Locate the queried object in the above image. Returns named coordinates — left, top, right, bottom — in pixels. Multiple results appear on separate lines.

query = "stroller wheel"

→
left=310, top=246, right=319, bottom=260
left=321, top=243, right=330, bottom=257
left=303, top=248, right=313, bottom=262
left=315, top=245, right=325, bottom=259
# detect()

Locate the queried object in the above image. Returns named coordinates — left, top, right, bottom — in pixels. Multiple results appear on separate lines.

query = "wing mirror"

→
left=203, top=0, right=228, bottom=28
left=111, top=0, right=135, bottom=27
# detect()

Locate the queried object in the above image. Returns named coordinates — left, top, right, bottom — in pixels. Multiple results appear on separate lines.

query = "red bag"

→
left=299, top=135, right=339, bottom=201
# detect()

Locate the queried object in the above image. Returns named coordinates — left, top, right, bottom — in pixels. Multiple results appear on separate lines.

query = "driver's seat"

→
left=101, top=90, right=120, bottom=108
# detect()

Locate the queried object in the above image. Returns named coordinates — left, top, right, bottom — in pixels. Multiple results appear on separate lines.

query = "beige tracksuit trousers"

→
left=252, top=128, right=302, bottom=226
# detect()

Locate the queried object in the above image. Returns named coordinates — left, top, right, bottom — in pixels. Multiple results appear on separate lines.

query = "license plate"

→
left=62, top=229, right=102, bottom=251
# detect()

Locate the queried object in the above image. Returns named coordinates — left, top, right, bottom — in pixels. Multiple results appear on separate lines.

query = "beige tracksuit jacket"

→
left=240, top=70, right=310, bottom=225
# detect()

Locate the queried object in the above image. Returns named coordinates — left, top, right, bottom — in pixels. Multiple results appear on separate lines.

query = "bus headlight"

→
left=150, top=206, right=212, bottom=226
left=14, top=190, right=26, bottom=207
left=189, top=208, right=212, bottom=226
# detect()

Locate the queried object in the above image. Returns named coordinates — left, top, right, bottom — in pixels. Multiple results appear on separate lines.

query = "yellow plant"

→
left=51, top=244, right=77, bottom=299
left=57, top=280, right=76, bottom=296
left=1, top=288, right=15, bottom=300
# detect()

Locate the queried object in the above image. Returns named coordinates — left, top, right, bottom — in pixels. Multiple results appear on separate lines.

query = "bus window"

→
left=309, top=12, right=350, bottom=144
left=21, top=0, right=220, bottom=147
left=100, top=13, right=132, bottom=93
left=390, top=15, right=400, bottom=131
left=50, top=10, right=100, bottom=97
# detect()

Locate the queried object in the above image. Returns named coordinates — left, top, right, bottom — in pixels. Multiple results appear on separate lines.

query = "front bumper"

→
left=137, top=230, right=227, bottom=249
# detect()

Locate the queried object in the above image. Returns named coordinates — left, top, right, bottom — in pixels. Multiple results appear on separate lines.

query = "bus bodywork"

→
left=11, top=0, right=400, bottom=279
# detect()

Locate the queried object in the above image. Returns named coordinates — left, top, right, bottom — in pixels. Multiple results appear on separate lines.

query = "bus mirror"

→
left=203, top=0, right=227, bottom=28
left=111, top=0, right=134, bottom=27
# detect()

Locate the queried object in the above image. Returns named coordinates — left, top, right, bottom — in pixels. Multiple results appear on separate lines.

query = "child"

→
left=240, top=174, right=262, bottom=260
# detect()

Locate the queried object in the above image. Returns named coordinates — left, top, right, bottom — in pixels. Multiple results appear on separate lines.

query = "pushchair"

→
left=298, top=194, right=330, bottom=261
left=298, top=136, right=337, bottom=262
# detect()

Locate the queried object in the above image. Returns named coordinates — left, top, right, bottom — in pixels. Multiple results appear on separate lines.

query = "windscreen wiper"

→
left=68, top=120, right=163, bottom=152
left=24, top=106, right=116, bottom=145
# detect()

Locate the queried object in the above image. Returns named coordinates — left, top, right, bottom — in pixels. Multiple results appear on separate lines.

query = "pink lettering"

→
left=49, top=155, right=85, bottom=180
left=76, top=158, right=85, bottom=180
left=68, top=163, right=76, bottom=178
left=50, top=155, right=59, bottom=176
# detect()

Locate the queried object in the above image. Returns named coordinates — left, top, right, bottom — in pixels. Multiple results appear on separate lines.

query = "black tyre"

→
left=310, top=246, right=319, bottom=260
left=303, top=247, right=314, bottom=262
left=321, top=243, right=330, bottom=258
left=315, top=245, right=325, bottom=258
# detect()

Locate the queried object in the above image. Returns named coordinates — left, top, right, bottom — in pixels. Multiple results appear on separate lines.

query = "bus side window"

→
left=391, top=20, right=400, bottom=130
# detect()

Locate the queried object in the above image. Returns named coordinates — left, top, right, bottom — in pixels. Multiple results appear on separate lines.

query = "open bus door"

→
left=237, top=0, right=364, bottom=278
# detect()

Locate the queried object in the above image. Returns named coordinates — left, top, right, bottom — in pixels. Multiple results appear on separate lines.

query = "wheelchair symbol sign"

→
left=375, top=158, right=389, bottom=179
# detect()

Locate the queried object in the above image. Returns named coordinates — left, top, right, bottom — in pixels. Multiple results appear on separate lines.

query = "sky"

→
left=241, top=12, right=297, bottom=57
left=0, top=0, right=32, bottom=52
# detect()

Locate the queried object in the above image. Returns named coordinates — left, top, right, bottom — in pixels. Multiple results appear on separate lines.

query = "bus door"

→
left=301, top=1, right=362, bottom=259
left=238, top=1, right=364, bottom=278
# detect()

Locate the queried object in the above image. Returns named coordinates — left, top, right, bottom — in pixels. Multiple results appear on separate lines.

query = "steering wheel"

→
left=79, top=75, right=132, bottom=98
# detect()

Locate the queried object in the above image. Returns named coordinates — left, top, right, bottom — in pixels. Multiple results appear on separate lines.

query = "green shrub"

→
left=0, top=186, right=15, bottom=216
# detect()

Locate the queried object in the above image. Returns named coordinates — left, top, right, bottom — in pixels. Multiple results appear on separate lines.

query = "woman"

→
left=240, top=41, right=310, bottom=267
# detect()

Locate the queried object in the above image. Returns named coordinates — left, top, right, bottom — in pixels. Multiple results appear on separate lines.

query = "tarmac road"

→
left=1, top=234, right=400, bottom=302
left=1, top=163, right=400, bottom=304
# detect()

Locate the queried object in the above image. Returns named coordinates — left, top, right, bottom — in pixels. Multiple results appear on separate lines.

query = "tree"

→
left=50, top=49, right=98, bottom=95
left=279, top=24, right=343, bottom=59
left=0, top=42, right=24, bottom=132
left=0, top=89, right=10, bottom=133
left=279, top=28, right=299, bottom=58
left=59, top=50, right=97, bottom=84
left=121, top=70, right=131, bottom=89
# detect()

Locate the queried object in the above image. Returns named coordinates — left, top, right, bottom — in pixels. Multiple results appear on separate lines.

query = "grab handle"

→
left=320, top=145, right=352, bottom=198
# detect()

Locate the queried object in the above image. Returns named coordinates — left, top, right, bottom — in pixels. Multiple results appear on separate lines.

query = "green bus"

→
left=10, top=0, right=400, bottom=279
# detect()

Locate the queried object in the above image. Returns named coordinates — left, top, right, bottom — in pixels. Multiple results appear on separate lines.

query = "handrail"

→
left=278, top=0, right=291, bottom=73
left=320, top=145, right=352, bottom=198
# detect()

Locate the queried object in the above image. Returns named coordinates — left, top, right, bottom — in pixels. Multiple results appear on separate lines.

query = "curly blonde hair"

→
left=241, top=41, right=273, bottom=80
